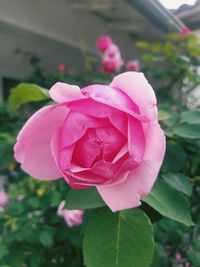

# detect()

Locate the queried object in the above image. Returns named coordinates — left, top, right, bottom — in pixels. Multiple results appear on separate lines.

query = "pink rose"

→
left=57, top=201, right=83, bottom=227
left=105, top=44, right=120, bottom=57
left=126, top=60, right=140, bottom=72
left=0, top=191, right=9, bottom=210
left=57, top=63, right=65, bottom=73
left=101, top=51, right=124, bottom=73
left=96, top=35, right=113, bottom=52
left=14, top=72, right=166, bottom=211
left=180, top=27, right=191, bottom=36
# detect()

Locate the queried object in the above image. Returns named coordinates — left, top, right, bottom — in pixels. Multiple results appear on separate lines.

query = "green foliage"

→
left=0, top=177, right=83, bottom=267
left=83, top=208, right=154, bottom=267
left=161, top=172, right=192, bottom=196
left=8, top=83, right=50, bottom=111
left=66, top=187, right=105, bottom=210
left=174, top=123, right=200, bottom=139
left=181, top=109, right=200, bottom=124
left=143, top=180, right=193, bottom=226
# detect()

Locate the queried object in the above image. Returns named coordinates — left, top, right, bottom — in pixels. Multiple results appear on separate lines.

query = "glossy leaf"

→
left=162, top=142, right=187, bottom=172
left=158, top=110, right=171, bottom=121
left=143, top=180, right=193, bottom=226
left=83, top=208, right=154, bottom=267
left=181, top=109, right=200, bottom=124
left=8, top=83, right=50, bottom=111
left=66, top=187, right=105, bottom=210
left=173, top=123, right=200, bottom=139
left=162, top=172, right=192, bottom=196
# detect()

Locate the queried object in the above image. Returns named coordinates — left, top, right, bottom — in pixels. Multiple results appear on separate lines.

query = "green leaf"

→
left=188, top=242, right=200, bottom=267
left=39, top=230, right=54, bottom=248
left=66, top=187, right=105, bottom=210
left=143, top=180, right=193, bottom=226
left=8, top=83, right=50, bottom=111
left=162, top=172, right=192, bottom=196
left=158, top=110, right=171, bottom=121
left=181, top=109, right=200, bottom=124
left=83, top=208, right=154, bottom=267
left=162, top=142, right=187, bottom=172
left=173, top=123, right=200, bottom=139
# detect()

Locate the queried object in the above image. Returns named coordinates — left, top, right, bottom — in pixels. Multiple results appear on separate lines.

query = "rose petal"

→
left=68, top=98, right=113, bottom=118
left=128, top=117, right=145, bottom=163
left=82, top=84, right=147, bottom=121
left=143, top=121, right=166, bottom=162
left=50, top=82, right=85, bottom=103
left=97, top=121, right=166, bottom=212
left=97, top=160, right=161, bottom=212
left=14, top=105, right=67, bottom=180
left=51, top=128, right=89, bottom=188
left=110, top=72, right=158, bottom=119
left=61, top=112, right=110, bottom=148
left=72, top=129, right=101, bottom=168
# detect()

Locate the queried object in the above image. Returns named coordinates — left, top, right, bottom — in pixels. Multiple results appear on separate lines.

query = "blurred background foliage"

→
left=0, top=31, right=200, bottom=267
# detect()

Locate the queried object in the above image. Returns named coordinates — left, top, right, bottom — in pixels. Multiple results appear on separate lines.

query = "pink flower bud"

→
left=57, top=63, right=65, bottom=73
left=0, top=191, right=9, bottom=210
left=57, top=201, right=84, bottom=228
left=185, top=262, right=190, bottom=267
left=180, top=27, right=191, bottom=36
left=96, top=35, right=113, bottom=52
left=126, top=60, right=140, bottom=72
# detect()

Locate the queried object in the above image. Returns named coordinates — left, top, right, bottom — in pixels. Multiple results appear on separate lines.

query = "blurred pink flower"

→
left=176, top=252, right=182, bottom=261
left=101, top=49, right=123, bottom=73
left=126, top=60, right=140, bottom=72
left=185, top=263, right=190, bottom=267
left=57, top=63, right=65, bottom=73
left=180, top=27, right=191, bottom=36
left=0, top=191, right=9, bottom=210
left=96, top=35, right=113, bottom=52
left=105, top=44, right=120, bottom=57
left=57, top=201, right=83, bottom=228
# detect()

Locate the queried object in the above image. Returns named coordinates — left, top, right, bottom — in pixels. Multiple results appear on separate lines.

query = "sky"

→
left=159, top=0, right=196, bottom=9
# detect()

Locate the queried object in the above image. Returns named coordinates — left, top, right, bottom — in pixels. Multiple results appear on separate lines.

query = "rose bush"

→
left=14, top=71, right=165, bottom=212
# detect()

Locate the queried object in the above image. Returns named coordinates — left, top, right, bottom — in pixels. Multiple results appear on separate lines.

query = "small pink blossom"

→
left=101, top=50, right=123, bottom=73
left=0, top=191, right=9, bottom=211
left=176, top=252, right=182, bottom=261
left=57, top=63, right=65, bottom=73
left=105, top=44, right=120, bottom=57
left=126, top=60, right=140, bottom=72
left=185, top=263, right=190, bottom=267
left=96, top=35, right=113, bottom=52
left=57, top=201, right=83, bottom=228
left=180, top=27, right=191, bottom=36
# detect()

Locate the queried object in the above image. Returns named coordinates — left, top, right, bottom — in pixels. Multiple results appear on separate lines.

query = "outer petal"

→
left=97, top=121, right=166, bottom=212
left=81, top=84, right=147, bottom=121
left=14, top=105, right=68, bottom=180
left=97, top=160, right=161, bottom=212
left=110, top=72, right=158, bottom=119
left=50, top=82, right=86, bottom=103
